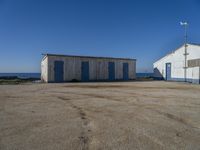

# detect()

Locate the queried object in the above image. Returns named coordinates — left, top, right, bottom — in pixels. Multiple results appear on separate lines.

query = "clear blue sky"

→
left=0, top=0, right=200, bottom=73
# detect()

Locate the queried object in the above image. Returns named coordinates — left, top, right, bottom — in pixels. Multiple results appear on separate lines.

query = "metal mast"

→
left=180, top=21, right=189, bottom=82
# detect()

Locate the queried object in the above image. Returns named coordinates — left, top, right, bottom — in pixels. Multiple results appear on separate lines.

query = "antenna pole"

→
left=184, top=24, right=187, bottom=82
left=181, top=22, right=188, bottom=82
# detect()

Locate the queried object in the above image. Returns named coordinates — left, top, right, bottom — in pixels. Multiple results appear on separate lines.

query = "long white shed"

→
left=41, top=54, right=136, bottom=82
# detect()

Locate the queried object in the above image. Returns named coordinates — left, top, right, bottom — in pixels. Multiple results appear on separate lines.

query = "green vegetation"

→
left=136, top=76, right=154, bottom=81
left=0, top=76, right=40, bottom=85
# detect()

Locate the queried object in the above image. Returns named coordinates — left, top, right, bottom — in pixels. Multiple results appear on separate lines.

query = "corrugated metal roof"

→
left=42, top=53, right=136, bottom=61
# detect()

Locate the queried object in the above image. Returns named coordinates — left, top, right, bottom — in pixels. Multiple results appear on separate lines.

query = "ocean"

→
left=0, top=73, right=153, bottom=79
left=0, top=73, right=41, bottom=79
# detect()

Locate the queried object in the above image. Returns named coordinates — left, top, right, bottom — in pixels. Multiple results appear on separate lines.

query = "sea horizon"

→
left=0, top=72, right=153, bottom=79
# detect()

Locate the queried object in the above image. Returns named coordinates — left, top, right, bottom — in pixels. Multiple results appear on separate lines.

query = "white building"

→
left=41, top=54, right=136, bottom=83
left=153, top=43, right=200, bottom=84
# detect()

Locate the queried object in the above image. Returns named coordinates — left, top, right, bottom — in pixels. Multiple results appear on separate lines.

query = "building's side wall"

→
left=46, top=56, right=136, bottom=82
left=96, top=59, right=108, bottom=80
left=153, top=44, right=200, bottom=83
left=187, top=45, right=200, bottom=83
left=187, top=67, right=200, bottom=83
left=171, top=46, right=185, bottom=80
left=128, top=60, right=136, bottom=79
left=187, top=45, right=200, bottom=60
left=41, top=56, right=48, bottom=82
left=153, top=54, right=173, bottom=79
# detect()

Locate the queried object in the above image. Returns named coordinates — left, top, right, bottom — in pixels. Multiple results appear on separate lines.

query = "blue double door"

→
left=166, top=63, right=171, bottom=80
left=54, top=61, right=64, bottom=82
left=81, top=62, right=89, bottom=81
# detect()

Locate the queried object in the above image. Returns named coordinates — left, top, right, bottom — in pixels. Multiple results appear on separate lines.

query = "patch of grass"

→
left=136, top=77, right=154, bottom=81
left=0, top=79, right=28, bottom=84
left=0, top=77, right=40, bottom=85
left=70, top=79, right=80, bottom=82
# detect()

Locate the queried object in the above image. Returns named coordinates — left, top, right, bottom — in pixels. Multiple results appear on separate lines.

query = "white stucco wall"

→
left=153, top=44, right=200, bottom=83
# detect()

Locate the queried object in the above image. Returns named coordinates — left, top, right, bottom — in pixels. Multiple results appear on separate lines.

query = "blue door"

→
left=81, top=61, right=89, bottom=81
left=54, top=61, right=64, bottom=82
left=108, top=62, right=115, bottom=80
left=123, top=63, right=129, bottom=80
left=166, top=63, right=171, bottom=80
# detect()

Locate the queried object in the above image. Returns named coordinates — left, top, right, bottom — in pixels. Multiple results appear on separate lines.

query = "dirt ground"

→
left=0, top=81, right=200, bottom=150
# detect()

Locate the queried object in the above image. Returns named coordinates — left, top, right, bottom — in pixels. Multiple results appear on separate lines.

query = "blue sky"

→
left=0, top=0, right=200, bottom=73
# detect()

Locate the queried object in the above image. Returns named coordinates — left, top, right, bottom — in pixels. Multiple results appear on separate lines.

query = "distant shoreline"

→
left=0, top=73, right=41, bottom=79
left=0, top=73, right=153, bottom=79
left=0, top=73, right=154, bottom=85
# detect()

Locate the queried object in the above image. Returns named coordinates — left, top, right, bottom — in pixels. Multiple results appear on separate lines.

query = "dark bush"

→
left=71, top=79, right=79, bottom=82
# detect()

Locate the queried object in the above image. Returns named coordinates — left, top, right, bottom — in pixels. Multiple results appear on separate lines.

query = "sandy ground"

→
left=0, top=81, right=200, bottom=150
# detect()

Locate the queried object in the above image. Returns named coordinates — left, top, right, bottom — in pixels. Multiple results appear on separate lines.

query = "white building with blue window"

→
left=41, top=54, right=136, bottom=82
left=153, top=43, right=200, bottom=84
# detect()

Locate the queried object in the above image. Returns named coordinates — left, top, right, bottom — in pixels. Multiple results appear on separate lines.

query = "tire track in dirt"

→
left=153, top=110, right=199, bottom=129
left=53, top=91, right=127, bottom=103
left=57, top=96, right=91, bottom=150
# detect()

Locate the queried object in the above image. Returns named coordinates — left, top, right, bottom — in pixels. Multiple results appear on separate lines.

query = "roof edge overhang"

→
left=153, top=43, right=200, bottom=65
left=42, top=53, right=136, bottom=61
